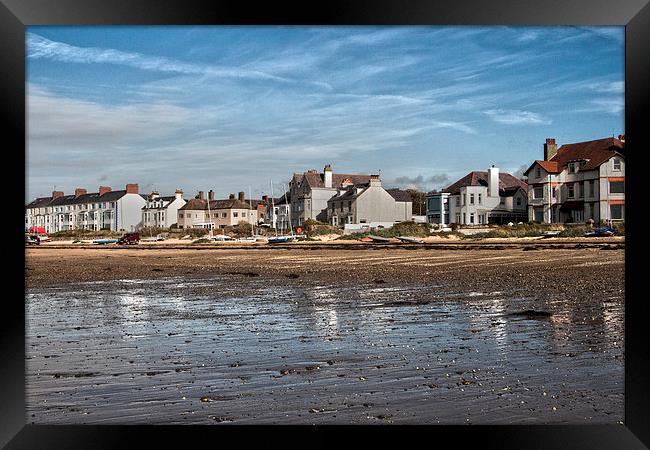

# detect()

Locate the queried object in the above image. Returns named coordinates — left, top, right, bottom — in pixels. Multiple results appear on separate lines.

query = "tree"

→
left=405, top=189, right=426, bottom=216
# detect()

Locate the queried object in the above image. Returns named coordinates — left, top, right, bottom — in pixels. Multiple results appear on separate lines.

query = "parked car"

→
left=117, top=232, right=140, bottom=245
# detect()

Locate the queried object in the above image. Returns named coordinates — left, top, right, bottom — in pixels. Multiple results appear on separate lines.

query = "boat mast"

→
left=285, top=182, right=294, bottom=237
left=270, top=179, right=277, bottom=237
left=249, top=185, right=253, bottom=237
left=206, top=190, right=212, bottom=237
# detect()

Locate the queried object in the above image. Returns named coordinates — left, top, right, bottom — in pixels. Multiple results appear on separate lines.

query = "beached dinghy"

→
left=397, top=236, right=424, bottom=244
left=541, top=231, right=561, bottom=238
left=584, top=227, right=615, bottom=237
left=367, top=235, right=391, bottom=243
left=93, top=239, right=118, bottom=245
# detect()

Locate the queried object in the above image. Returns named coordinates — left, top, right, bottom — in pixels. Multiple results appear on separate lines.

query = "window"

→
left=533, top=186, right=543, bottom=199
left=478, top=214, right=482, bottom=224
left=609, top=181, right=624, bottom=194
left=222, top=213, right=227, bottom=218
left=455, top=214, right=461, bottom=223
left=470, top=194, right=475, bottom=205
left=535, top=167, right=541, bottom=178
left=455, top=197, right=460, bottom=207
left=478, top=193, right=482, bottom=204
left=179, top=213, right=184, bottom=218
left=552, top=187, right=557, bottom=199
left=462, top=213, right=466, bottom=224
left=613, top=158, right=621, bottom=171
left=516, top=197, right=522, bottom=206
left=610, top=204, right=623, bottom=220
left=569, top=162, right=577, bottom=173
left=567, top=184, right=575, bottom=198
left=588, top=180, right=595, bottom=198
left=233, top=212, right=238, bottom=217
left=469, top=213, right=474, bottom=224
left=462, top=195, right=466, bottom=206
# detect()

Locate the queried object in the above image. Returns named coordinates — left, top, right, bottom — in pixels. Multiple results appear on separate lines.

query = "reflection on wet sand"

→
left=26, top=275, right=623, bottom=425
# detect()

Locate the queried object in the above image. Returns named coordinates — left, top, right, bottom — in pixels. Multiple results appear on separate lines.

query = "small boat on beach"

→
left=268, top=235, right=297, bottom=244
left=541, top=231, right=561, bottom=238
left=93, top=239, right=118, bottom=245
left=358, top=237, right=373, bottom=242
left=367, top=235, right=391, bottom=243
left=584, top=227, right=615, bottom=237
left=397, top=236, right=424, bottom=244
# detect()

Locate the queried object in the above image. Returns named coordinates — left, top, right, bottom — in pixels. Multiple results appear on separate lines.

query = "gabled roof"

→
left=442, top=171, right=527, bottom=195
left=179, top=198, right=252, bottom=211
left=524, top=136, right=624, bottom=175
left=26, top=197, right=53, bottom=209
left=385, top=188, right=413, bottom=202
left=293, top=171, right=373, bottom=189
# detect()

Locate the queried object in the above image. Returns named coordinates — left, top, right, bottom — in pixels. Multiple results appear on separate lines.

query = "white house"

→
left=523, top=136, right=625, bottom=223
left=426, top=167, right=528, bottom=225
left=25, top=184, right=147, bottom=233
left=142, top=189, right=186, bottom=228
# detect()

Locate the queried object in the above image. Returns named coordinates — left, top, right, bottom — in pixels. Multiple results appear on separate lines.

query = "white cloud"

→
left=484, top=109, right=550, bottom=125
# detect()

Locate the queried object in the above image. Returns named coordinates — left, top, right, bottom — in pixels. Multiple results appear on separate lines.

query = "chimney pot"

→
left=208, top=190, right=214, bottom=201
left=198, top=191, right=204, bottom=200
left=238, top=191, right=245, bottom=202
left=229, top=193, right=235, bottom=199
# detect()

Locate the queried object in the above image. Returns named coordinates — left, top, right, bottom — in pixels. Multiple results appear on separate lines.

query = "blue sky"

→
left=26, top=26, right=624, bottom=200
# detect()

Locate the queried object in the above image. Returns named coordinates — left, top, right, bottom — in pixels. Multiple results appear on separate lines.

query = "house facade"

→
left=523, top=136, right=625, bottom=223
left=289, top=164, right=372, bottom=227
left=176, top=191, right=257, bottom=229
left=426, top=167, right=528, bottom=225
left=141, top=189, right=186, bottom=228
left=263, top=194, right=292, bottom=231
left=25, top=184, right=146, bottom=233
left=326, top=175, right=413, bottom=226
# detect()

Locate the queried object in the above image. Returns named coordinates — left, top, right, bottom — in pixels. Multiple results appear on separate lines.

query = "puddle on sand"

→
left=26, top=276, right=624, bottom=425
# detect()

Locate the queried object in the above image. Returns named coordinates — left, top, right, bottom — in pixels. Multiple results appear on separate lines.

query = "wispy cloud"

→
left=484, top=109, right=550, bottom=125
left=391, top=174, right=449, bottom=190
left=27, top=33, right=289, bottom=83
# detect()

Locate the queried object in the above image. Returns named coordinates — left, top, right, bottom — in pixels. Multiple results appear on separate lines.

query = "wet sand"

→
left=25, top=247, right=624, bottom=424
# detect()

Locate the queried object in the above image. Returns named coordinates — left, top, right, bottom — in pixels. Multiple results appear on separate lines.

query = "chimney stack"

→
left=229, top=193, right=235, bottom=200
left=262, top=195, right=268, bottom=202
left=544, top=138, right=558, bottom=161
left=126, top=183, right=139, bottom=194
left=369, top=174, right=381, bottom=187
left=175, top=188, right=183, bottom=200
left=52, top=191, right=64, bottom=199
left=238, top=191, right=245, bottom=202
left=74, top=188, right=87, bottom=198
left=198, top=191, right=204, bottom=200
left=99, top=186, right=112, bottom=196
left=324, top=164, right=333, bottom=188
left=208, top=190, right=214, bottom=201
left=487, top=165, right=499, bottom=198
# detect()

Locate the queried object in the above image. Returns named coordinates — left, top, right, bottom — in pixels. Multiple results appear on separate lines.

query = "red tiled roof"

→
left=442, top=171, right=527, bottom=195
left=550, top=137, right=624, bottom=170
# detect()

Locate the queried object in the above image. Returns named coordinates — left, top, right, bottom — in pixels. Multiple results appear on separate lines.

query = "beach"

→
left=25, top=245, right=624, bottom=424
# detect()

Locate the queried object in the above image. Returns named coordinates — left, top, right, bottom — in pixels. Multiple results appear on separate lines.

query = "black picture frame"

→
left=2, top=0, right=648, bottom=448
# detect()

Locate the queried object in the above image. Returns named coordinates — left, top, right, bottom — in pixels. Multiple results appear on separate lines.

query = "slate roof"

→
left=524, top=137, right=624, bottom=176
left=25, top=190, right=143, bottom=208
left=442, top=171, right=528, bottom=195
left=386, top=189, right=413, bottom=202
left=179, top=198, right=252, bottom=211
left=293, top=171, right=373, bottom=189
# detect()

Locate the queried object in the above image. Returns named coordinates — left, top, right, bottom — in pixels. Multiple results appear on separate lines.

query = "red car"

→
left=117, top=232, right=140, bottom=245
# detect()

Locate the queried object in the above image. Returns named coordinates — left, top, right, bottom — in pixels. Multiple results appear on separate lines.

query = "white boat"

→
left=541, top=231, right=561, bottom=238
left=397, top=236, right=425, bottom=244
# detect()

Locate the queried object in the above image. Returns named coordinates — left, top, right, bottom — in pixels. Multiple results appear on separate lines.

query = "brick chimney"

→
left=99, top=186, right=111, bottom=196
left=544, top=138, right=558, bottom=161
left=324, top=164, right=333, bottom=188
left=74, top=188, right=87, bottom=198
left=238, top=191, right=245, bottom=202
left=229, top=193, right=235, bottom=199
left=52, top=191, right=64, bottom=199
left=208, top=190, right=214, bottom=201
left=198, top=191, right=204, bottom=200
left=369, top=174, right=381, bottom=187
left=126, top=183, right=139, bottom=194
